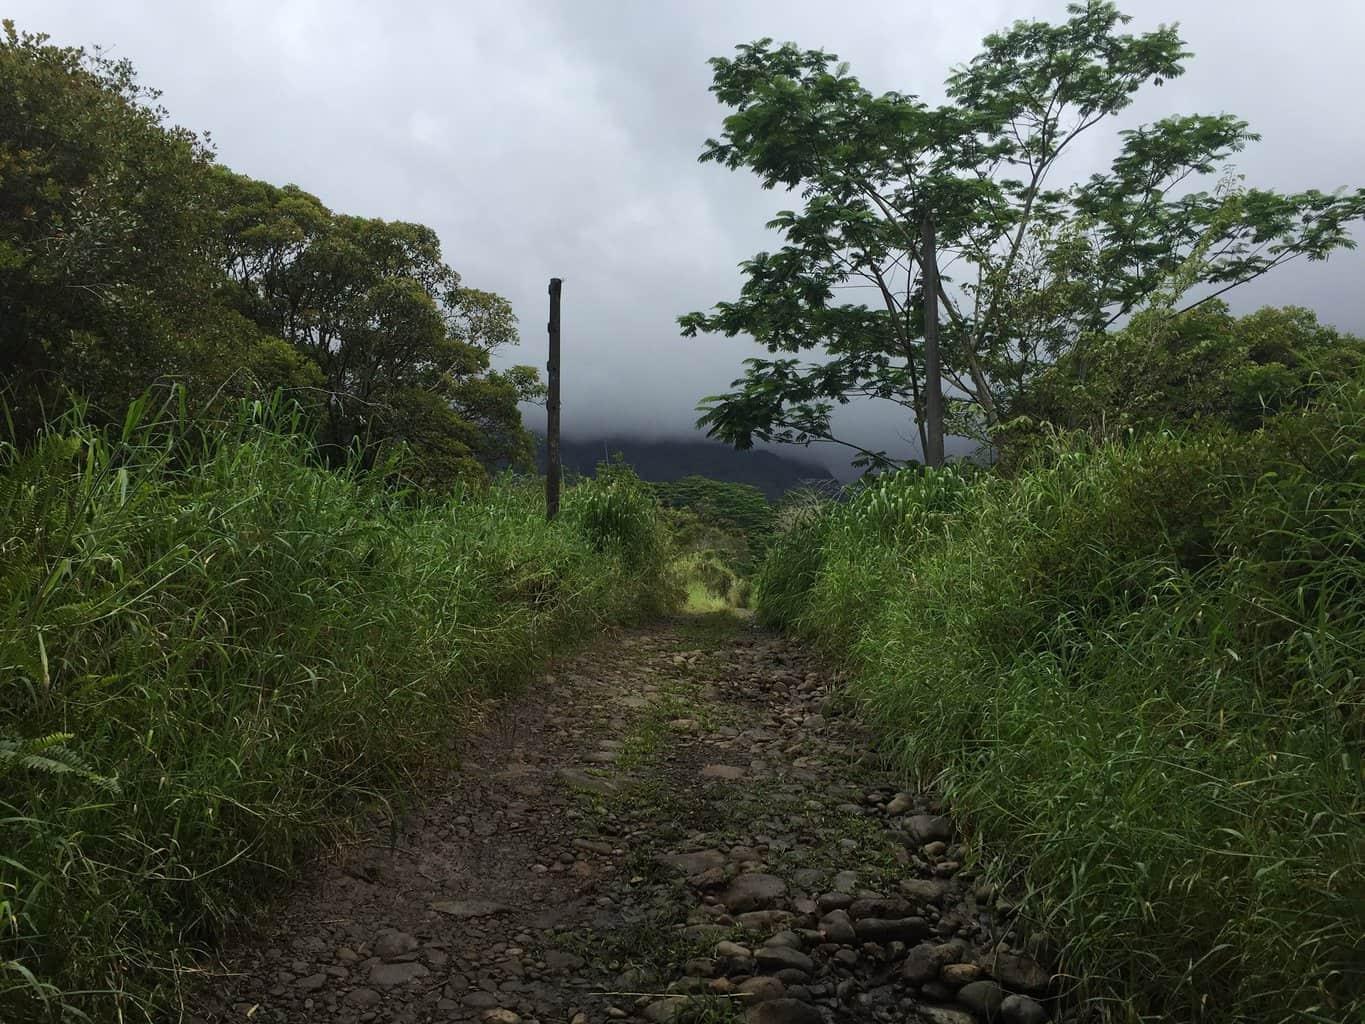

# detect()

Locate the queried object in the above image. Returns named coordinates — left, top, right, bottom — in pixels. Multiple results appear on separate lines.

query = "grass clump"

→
left=0, top=398, right=676, bottom=1022
left=677, top=552, right=751, bottom=613
left=617, top=681, right=718, bottom=772
left=755, top=382, right=1365, bottom=1023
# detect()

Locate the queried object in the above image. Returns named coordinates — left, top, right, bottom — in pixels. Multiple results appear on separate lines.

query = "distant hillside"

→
left=541, top=435, right=836, bottom=500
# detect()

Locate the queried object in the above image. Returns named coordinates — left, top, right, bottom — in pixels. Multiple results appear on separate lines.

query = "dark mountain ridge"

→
left=539, top=435, right=837, bottom=500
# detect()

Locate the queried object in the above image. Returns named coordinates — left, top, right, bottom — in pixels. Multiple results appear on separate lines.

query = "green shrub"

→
left=654, top=476, right=774, bottom=585
left=1007, top=302, right=1365, bottom=458
left=757, top=382, right=1365, bottom=1023
left=0, top=398, right=675, bottom=1021
left=563, top=461, right=678, bottom=613
left=650, top=476, right=774, bottom=537
left=692, top=554, right=734, bottom=600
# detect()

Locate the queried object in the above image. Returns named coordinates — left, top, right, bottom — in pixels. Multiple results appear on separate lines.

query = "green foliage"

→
left=691, top=554, right=737, bottom=601
left=752, top=495, right=834, bottom=630
left=564, top=463, right=681, bottom=613
left=650, top=476, right=774, bottom=609
left=654, top=475, right=775, bottom=585
left=217, top=171, right=541, bottom=487
left=0, top=397, right=674, bottom=1022
left=0, top=23, right=534, bottom=490
left=651, top=476, right=775, bottom=539
left=1008, top=302, right=1365, bottom=450
left=755, top=385, right=1365, bottom=1023
left=0, top=23, right=321, bottom=436
left=0, top=734, right=117, bottom=793
left=674, top=551, right=750, bottom=612
left=681, top=2, right=1365, bottom=458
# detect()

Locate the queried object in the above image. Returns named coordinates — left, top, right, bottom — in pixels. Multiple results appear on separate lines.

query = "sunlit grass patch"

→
left=685, top=579, right=733, bottom=614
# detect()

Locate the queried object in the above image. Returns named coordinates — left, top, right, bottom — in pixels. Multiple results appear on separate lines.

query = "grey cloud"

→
left=13, top=0, right=1365, bottom=473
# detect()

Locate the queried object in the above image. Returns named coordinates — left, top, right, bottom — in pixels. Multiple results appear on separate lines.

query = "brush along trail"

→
left=189, top=616, right=1058, bottom=1024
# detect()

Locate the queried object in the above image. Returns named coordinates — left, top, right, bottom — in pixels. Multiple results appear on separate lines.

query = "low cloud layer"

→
left=16, top=0, right=1365, bottom=471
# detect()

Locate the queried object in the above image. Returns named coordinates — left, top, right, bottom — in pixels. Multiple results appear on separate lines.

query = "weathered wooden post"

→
left=920, top=215, right=945, bottom=469
left=546, top=277, right=562, bottom=520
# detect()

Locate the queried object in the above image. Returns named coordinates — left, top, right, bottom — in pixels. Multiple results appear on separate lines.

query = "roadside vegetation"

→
left=652, top=476, right=775, bottom=612
left=5, top=4, right=1365, bottom=1024
left=1, top=21, right=539, bottom=489
left=696, top=8, right=1364, bottom=1018
left=0, top=398, right=674, bottom=1021
left=754, top=325, right=1365, bottom=1020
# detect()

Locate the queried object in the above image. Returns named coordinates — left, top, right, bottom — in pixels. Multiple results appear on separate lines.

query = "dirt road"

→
left=188, top=615, right=1056, bottom=1024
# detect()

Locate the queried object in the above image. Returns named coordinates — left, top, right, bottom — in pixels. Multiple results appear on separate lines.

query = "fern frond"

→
left=0, top=733, right=119, bottom=794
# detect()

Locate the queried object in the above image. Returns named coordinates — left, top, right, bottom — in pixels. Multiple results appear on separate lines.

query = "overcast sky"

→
left=15, top=1, right=1365, bottom=472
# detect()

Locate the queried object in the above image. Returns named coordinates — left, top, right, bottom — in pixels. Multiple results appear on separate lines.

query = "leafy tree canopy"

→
left=651, top=475, right=774, bottom=536
left=680, top=1, right=1365, bottom=464
left=1009, top=301, right=1364, bottom=449
left=216, top=172, right=542, bottom=486
left=0, top=22, right=537, bottom=490
left=651, top=475, right=774, bottom=578
left=0, top=21, right=319, bottom=434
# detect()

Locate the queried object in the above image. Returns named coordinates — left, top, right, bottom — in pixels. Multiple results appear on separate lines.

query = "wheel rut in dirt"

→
left=189, top=615, right=1056, bottom=1024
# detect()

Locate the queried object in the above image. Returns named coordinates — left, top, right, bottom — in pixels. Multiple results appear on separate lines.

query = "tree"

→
left=679, top=1, right=1365, bottom=464
left=0, top=23, right=320, bottom=437
left=1010, top=301, right=1364, bottom=447
left=2, top=23, right=535, bottom=490
left=215, top=172, right=541, bottom=488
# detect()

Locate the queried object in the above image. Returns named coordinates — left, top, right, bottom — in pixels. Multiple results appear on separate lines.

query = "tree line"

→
left=1, top=22, right=539, bottom=490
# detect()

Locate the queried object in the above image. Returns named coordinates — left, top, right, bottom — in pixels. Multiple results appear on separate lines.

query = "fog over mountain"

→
left=16, top=0, right=1365, bottom=475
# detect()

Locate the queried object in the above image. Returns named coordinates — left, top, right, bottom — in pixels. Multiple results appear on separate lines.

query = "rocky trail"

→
left=188, top=615, right=1060, bottom=1024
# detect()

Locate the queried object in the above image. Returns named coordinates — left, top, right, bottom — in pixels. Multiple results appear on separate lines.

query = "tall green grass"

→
left=0, top=397, right=675, bottom=1022
left=756, top=383, right=1364, bottom=1023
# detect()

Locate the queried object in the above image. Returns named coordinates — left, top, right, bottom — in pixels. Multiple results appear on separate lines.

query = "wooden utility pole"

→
left=546, top=277, right=562, bottom=520
left=920, top=215, right=945, bottom=469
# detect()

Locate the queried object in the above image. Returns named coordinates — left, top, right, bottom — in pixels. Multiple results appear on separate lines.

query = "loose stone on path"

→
left=187, top=620, right=1071, bottom=1024
left=700, top=763, right=745, bottom=780
left=429, top=898, right=508, bottom=918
